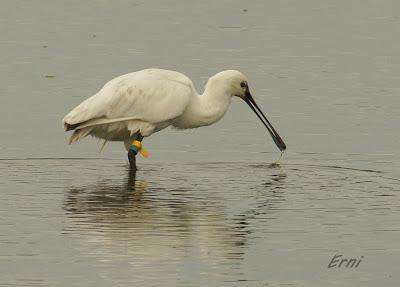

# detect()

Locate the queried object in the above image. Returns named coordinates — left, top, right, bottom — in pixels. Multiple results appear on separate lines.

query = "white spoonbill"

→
left=63, top=69, right=286, bottom=170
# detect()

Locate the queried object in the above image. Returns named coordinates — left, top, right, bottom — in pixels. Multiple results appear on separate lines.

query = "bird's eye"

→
left=240, top=81, right=247, bottom=88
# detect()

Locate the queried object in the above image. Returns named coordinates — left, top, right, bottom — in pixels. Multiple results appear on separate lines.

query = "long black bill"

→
left=244, top=91, right=286, bottom=152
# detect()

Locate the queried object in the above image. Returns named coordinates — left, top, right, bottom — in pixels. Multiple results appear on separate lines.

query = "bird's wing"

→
left=63, top=69, right=194, bottom=129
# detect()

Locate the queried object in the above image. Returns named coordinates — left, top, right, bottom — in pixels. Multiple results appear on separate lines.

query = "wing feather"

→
left=63, top=69, right=194, bottom=130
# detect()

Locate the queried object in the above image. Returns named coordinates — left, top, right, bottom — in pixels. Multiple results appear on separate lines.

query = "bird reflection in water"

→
left=62, top=169, right=250, bottom=267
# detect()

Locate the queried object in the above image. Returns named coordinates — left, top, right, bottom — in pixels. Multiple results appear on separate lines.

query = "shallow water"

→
left=1, top=158, right=399, bottom=286
left=1, top=1, right=400, bottom=286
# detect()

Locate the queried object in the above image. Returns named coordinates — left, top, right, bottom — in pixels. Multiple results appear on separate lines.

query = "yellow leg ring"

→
left=131, top=140, right=150, bottom=158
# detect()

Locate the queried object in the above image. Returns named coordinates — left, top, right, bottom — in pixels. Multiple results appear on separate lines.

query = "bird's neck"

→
left=174, top=83, right=232, bottom=129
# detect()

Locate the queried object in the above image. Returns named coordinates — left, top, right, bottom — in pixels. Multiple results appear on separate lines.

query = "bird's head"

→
left=209, top=70, right=287, bottom=152
left=209, top=70, right=249, bottom=99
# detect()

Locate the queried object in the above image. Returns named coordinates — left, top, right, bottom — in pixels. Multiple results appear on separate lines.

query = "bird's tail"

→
left=69, top=127, right=93, bottom=144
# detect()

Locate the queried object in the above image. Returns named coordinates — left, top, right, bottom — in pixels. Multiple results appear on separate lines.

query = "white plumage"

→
left=63, top=68, right=286, bottom=153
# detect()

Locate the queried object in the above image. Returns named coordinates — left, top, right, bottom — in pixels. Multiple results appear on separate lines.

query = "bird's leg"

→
left=128, top=150, right=137, bottom=172
left=128, top=132, right=144, bottom=172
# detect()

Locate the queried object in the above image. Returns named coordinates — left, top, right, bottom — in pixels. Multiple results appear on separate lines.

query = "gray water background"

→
left=1, top=1, right=400, bottom=286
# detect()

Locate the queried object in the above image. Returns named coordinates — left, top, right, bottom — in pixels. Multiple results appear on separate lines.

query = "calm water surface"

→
left=1, top=1, right=400, bottom=286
